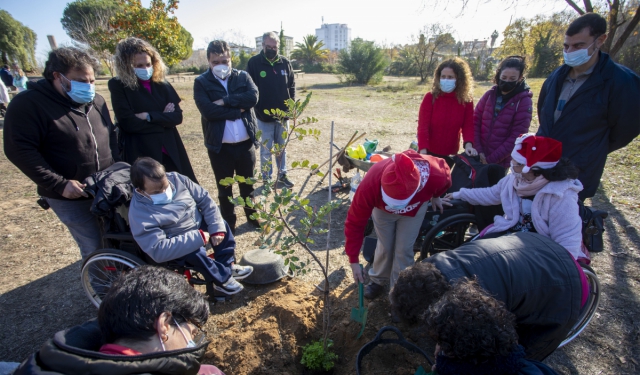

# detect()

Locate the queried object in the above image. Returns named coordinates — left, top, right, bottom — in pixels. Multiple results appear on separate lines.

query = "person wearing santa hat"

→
left=445, top=134, right=587, bottom=262
left=344, top=150, right=452, bottom=299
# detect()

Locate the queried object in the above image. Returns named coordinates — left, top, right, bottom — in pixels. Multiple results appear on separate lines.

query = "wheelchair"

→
left=81, top=203, right=219, bottom=308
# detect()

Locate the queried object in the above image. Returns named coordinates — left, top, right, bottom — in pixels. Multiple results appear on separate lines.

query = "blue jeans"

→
left=257, top=118, right=288, bottom=179
left=177, top=221, right=236, bottom=286
left=45, top=197, right=103, bottom=259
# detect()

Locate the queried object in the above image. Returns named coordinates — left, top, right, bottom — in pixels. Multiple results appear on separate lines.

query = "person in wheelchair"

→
left=15, top=265, right=224, bottom=375
left=129, top=157, right=252, bottom=296
left=444, top=134, right=588, bottom=263
left=424, top=279, right=559, bottom=375
left=390, top=232, right=588, bottom=361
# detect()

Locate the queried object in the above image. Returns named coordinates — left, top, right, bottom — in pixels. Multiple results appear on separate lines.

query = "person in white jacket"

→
left=445, top=134, right=587, bottom=262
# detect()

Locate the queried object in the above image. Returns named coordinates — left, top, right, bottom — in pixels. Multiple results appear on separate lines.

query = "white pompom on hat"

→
left=511, top=133, right=562, bottom=173
left=380, top=152, right=420, bottom=207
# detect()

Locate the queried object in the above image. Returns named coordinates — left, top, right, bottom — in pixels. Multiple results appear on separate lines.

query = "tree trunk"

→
left=602, top=0, right=621, bottom=54
left=610, top=5, right=640, bottom=58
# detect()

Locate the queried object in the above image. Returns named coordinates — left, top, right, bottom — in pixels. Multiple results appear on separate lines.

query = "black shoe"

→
left=277, top=174, right=294, bottom=189
left=247, top=217, right=261, bottom=228
left=364, top=282, right=385, bottom=300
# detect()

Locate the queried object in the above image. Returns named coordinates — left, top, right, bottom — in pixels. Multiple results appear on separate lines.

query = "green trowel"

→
left=350, top=264, right=368, bottom=338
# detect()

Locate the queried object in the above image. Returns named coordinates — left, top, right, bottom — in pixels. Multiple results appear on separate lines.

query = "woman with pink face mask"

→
left=444, top=134, right=588, bottom=263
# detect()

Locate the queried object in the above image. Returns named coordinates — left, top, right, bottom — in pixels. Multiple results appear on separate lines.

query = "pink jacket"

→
left=454, top=173, right=586, bottom=260
left=474, top=86, right=533, bottom=167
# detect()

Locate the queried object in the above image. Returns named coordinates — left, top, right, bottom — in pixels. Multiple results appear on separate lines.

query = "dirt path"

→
left=1, top=74, right=639, bottom=374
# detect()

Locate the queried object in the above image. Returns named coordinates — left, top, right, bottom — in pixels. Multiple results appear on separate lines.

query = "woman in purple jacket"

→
left=474, top=56, right=533, bottom=168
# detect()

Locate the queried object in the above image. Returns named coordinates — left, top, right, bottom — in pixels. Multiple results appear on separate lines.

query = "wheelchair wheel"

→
left=420, top=213, right=477, bottom=260
left=81, top=249, right=146, bottom=308
left=558, top=265, right=601, bottom=348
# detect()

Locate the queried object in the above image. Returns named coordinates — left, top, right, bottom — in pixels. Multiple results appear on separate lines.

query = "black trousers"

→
left=207, top=139, right=256, bottom=230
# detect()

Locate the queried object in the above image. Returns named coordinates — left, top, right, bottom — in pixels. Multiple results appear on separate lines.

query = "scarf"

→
left=434, top=345, right=527, bottom=375
left=513, top=174, right=548, bottom=197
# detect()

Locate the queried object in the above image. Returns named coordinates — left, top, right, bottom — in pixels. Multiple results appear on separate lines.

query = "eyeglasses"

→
left=174, top=317, right=207, bottom=346
left=264, top=45, right=279, bottom=51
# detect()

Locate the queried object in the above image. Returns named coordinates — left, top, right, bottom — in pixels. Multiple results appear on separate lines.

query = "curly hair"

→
left=113, top=37, right=166, bottom=90
left=43, top=47, right=101, bottom=81
left=531, top=157, right=579, bottom=181
left=390, top=261, right=451, bottom=324
left=493, top=56, right=528, bottom=84
left=98, top=265, right=209, bottom=343
left=425, top=279, right=518, bottom=363
left=431, top=57, right=474, bottom=104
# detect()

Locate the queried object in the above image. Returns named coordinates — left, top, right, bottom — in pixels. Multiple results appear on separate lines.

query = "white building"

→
left=255, top=34, right=294, bottom=57
left=315, top=23, right=351, bottom=51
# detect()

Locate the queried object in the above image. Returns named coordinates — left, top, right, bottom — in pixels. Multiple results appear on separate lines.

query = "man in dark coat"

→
left=391, top=232, right=586, bottom=361
left=537, top=13, right=640, bottom=200
left=193, top=40, right=260, bottom=233
left=3, top=47, right=119, bottom=259
left=246, top=31, right=296, bottom=188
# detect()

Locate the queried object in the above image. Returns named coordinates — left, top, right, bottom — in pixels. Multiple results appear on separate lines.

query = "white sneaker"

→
left=213, top=276, right=244, bottom=295
left=231, top=264, right=253, bottom=280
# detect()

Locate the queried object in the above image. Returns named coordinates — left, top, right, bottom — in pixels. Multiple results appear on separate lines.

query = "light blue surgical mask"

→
left=135, top=66, right=154, bottom=81
left=440, top=79, right=456, bottom=93
left=150, top=185, right=173, bottom=205
left=60, top=74, right=95, bottom=104
left=563, top=41, right=596, bottom=67
left=173, top=318, right=197, bottom=348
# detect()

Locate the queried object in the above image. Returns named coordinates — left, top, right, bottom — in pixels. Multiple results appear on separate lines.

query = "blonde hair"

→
left=113, top=37, right=166, bottom=89
left=431, top=57, right=474, bottom=104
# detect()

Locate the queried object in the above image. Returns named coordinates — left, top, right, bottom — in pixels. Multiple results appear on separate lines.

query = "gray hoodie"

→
left=128, top=172, right=225, bottom=263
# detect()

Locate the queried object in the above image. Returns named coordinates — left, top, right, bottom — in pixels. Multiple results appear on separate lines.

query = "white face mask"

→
left=149, top=185, right=173, bottom=205
left=440, top=79, right=456, bottom=93
left=563, top=40, right=596, bottom=67
left=212, top=64, right=231, bottom=80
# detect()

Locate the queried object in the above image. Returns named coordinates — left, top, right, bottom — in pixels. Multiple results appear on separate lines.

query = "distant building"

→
left=255, top=34, right=294, bottom=57
left=229, top=43, right=254, bottom=55
left=315, top=23, right=351, bottom=51
left=462, top=39, right=488, bottom=55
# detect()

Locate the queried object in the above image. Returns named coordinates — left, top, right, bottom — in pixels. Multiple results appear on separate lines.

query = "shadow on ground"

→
left=0, top=261, right=95, bottom=362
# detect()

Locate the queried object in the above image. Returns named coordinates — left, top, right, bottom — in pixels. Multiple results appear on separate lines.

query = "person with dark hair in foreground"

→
left=14, top=265, right=224, bottom=375
left=390, top=232, right=588, bottom=361
left=3, top=46, right=119, bottom=259
left=537, top=12, right=640, bottom=201
left=128, top=157, right=252, bottom=296
left=425, top=279, right=559, bottom=375
left=444, top=134, right=588, bottom=262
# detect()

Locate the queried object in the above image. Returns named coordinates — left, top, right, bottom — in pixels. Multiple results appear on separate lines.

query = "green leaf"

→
left=292, top=161, right=300, bottom=168
left=317, top=172, right=325, bottom=177
left=234, top=175, right=246, bottom=183
left=245, top=197, right=255, bottom=208
left=301, top=160, right=310, bottom=168
left=310, top=164, right=319, bottom=170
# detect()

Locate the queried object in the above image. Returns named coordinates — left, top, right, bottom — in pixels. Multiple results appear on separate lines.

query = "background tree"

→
left=434, top=0, right=640, bottom=58
left=291, top=35, right=329, bottom=68
left=338, top=38, right=389, bottom=84
left=406, top=24, right=456, bottom=82
left=617, top=0, right=640, bottom=72
left=490, top=30, right=499, bottom=49
left=61, top=0, right=121, bottom=75
left=106, top=0, right=193, bottom=67
left=0, top=10, right=37, bottom=71
left=279, top=23, right=286, bottom=56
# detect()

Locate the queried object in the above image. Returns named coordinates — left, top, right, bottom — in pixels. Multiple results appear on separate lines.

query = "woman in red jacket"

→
left=474, top=56, right=533, bottom=168
left=417, top=58, right=477, bottom=166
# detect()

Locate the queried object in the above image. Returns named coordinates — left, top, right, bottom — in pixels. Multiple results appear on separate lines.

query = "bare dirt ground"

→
left=1, top=73, right=639, bottom=374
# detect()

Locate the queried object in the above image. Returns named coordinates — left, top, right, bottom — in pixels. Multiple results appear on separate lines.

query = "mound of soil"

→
left=360, top=342, right=431, bottom=374
left=200, top=278, right=433, bottom=375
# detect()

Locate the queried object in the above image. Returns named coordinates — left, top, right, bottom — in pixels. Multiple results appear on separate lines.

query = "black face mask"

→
left=499, top=79, right=519, bottom=93
left=265, top=49, right=278, bottom=59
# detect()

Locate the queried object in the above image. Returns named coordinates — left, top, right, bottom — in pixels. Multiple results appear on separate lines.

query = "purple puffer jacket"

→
left=474, top=86, right=533, bottom=167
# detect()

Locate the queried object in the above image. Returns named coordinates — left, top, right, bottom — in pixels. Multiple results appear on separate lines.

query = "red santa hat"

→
left=511, top=134, right=562, bottom=173
left=381, top=152, right=421, bottom=207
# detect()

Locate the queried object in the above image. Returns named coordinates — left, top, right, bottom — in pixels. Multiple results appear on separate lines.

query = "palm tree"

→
left=291, top=35, right=328, bottom=67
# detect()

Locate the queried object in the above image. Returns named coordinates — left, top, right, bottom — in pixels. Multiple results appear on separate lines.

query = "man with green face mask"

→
left=246, top=31, right=296, bottom=189
left=537, top=13, right=640, bottom=201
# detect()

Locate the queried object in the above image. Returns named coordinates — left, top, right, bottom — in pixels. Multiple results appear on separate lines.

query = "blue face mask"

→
left=150, top=185, right=173, bottom=205
left=563, top=41, right=596, bottom=67
left=135, top=67, right=154, bottom=81
left=440, top=79, right=456, bottom=93
left=60, top=74, right=95, bottom=104
left=173, top=318, right=197, bottom=348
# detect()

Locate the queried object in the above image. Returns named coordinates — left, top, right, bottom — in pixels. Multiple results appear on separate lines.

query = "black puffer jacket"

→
left=14, top=320, right=208, bottom=375
left=83, top=161, right=133, bottom=216
left=425, top=232, right=583, bottom=361
left=193, top=69, right=259, bottom=153
left=3, top=79, right=119, bottom=200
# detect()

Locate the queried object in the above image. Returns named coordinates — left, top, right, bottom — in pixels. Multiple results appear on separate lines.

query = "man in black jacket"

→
left=537, top=13, right=640, bottom=200
left=3, top=47, right=119, bottom=259
left=194, top=40, right=260, bottom=233
left=246, top=31, right=296, bottom=188
left=390, top=232, right=585, bottom=361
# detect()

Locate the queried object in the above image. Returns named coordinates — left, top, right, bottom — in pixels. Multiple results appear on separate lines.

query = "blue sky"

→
left=1, top=0, right=570, bottom=63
